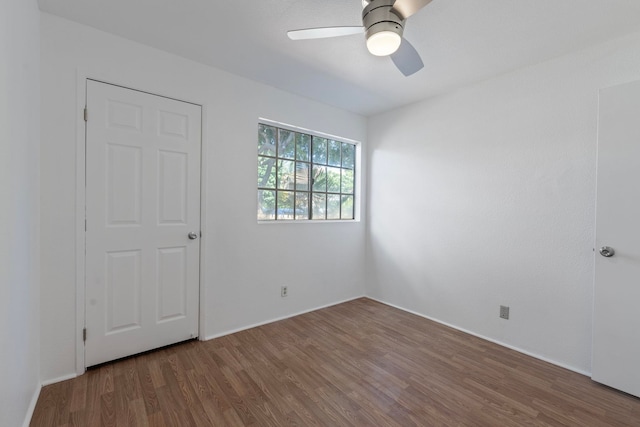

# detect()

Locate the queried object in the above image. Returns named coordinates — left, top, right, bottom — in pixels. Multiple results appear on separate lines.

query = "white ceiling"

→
left=38, top=0, right=640, bottom=116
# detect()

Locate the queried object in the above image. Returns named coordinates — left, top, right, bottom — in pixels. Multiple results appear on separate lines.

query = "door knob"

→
left=599, top=246, right=615, bottom=257
left=188, top=232, right=198, bottom=240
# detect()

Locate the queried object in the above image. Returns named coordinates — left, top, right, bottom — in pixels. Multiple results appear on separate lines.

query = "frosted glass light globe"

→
left=366, top=30, right=401, bottom=56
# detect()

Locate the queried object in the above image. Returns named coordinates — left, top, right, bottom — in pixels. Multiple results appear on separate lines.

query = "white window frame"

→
left=257, top=119, right=361, bottom=223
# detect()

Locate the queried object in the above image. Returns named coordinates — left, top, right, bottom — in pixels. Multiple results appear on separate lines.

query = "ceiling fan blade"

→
left=391, top=0, right=433, bottom=19
left=390, top=38, right=424, bottom=76
left=287, top=26, right=364, bottom=40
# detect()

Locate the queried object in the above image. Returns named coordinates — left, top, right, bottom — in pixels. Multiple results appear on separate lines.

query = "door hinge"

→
left=83, top=328, right=87, bottom=342
left=83, top=107, right=88, bottom=122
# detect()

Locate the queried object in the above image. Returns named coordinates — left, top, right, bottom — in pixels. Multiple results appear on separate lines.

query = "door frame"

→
left=74, top=70, right=209, bottom=374
left=591, top=79, right=640, bottom=396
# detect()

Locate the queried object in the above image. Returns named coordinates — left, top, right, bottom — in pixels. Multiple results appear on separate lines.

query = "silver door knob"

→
left=188, top=232, right=198, bottom=240
left=599, top=246, right=615, bottom=257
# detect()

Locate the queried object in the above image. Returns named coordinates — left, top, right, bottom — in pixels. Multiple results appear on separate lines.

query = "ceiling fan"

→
left=287, top=0, right=433, bottom=77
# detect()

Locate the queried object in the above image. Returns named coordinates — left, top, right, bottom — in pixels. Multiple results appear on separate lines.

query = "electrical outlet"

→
left=500, top=305, right=510, bottom=320
left=281, top=286, right=288, bottom=297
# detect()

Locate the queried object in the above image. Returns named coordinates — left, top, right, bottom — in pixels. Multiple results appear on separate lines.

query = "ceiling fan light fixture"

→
left=366, top=30, right=402, bottom=56
left=288, top=0, right=429, bottom=75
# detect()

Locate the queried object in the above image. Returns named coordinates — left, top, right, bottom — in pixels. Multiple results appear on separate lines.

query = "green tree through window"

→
left=258, top=123, right=356, bottom=221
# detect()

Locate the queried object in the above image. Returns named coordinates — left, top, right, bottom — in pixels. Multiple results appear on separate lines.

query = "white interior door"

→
left=592, top=79, right=640, bottom=397
left=85, top=80, right=202, bottom=367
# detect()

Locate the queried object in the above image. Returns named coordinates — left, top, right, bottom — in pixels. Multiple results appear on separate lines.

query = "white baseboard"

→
left=22, top=382, right=42, bottom=427
left=204, top=294, right=366, bottom=341
left=38, top=297, right=367, bottom=388
left=41, top=372, right=77, bottom=387
left=24, top=374, right=78, bottom=425
left=366, top=296, right=591, bottom=377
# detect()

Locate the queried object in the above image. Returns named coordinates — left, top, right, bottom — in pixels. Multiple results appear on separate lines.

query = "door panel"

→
left=107, top=143, right=142, bottom=225
left=106, top=250, right=141, bottom=333
left=158, top=150, right=188, bottom=224
left=157, top=246, right=188, bottom=322
left=592, top=79, right=640, bottom=397
left=85, top=80, right=202, bottom=367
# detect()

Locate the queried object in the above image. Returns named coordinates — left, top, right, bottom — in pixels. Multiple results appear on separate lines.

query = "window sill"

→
left=257, top=219, right=360, bottom=225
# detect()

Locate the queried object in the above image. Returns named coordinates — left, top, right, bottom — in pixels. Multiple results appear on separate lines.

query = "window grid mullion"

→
left=293, top=132, right=297, bottom=220
left=259, top=124, right=355, bottom=221
left=337, top=143, right=342, bottom=220
left=274, top=128, right=279, bottom=220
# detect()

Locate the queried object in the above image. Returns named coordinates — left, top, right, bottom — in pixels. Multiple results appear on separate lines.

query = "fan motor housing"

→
left=362, top=0, right=405, bottom=40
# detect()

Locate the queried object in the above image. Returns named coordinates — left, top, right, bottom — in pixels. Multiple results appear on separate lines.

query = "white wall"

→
left=0, top=0, right=41, bottom=426
left=40, top=13, right=367, bottom=382
left=366, top=31, right=640, bottom=373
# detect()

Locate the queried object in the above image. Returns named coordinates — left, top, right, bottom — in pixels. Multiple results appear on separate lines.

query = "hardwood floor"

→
left=32, top=298, right=640, bottom=426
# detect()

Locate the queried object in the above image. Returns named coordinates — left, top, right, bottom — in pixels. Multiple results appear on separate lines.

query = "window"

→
left=258, top=123, right=356, bottom=221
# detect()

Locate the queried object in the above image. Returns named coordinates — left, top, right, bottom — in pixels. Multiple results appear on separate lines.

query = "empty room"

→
left=3, top=0, right=640, bottom=425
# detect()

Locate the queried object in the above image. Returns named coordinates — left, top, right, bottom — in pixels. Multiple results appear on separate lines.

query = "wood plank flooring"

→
left=31, top=298, right=640, bottom=426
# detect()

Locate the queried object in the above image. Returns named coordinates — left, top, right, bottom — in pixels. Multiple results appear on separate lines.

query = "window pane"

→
left=327, top=194, right=341, bottom=219
left=342, top=143, right=355, bottom=169
left=312, top=193, right=326, bottom=220
left=295, top=192, right=309, bottom=220
left=341, top=169, right=354, bottom=194
left=312, top=165, right=326, bottom=192
left=258, top=156, right=276, bottom=189
left=277, top=191, right=294, bottom=220
left=296, top=133, right=311, bottom=162
left=326, top=167, right=341, bottom=193
left=277, top=160, right=295, bottom=190
left=295, top=162, right=310, bottom=191
left=341, top=195, right=354, bottom=219
left=312, top=137, right=327, bottom=164
left=278, top=129, right=295, bottom=159
left=258, top=124, right=276, bottom=156
left=258, top=124, right=356, bottom=221
left=258, top=190, right=275, bottom=220
left=328, top=140, right=341, bottom=166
